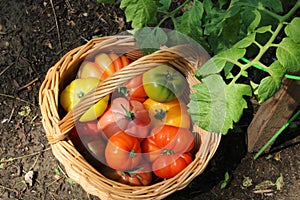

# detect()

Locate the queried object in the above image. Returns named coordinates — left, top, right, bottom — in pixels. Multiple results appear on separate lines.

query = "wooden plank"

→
left=247, top=79, right=300, bottom=152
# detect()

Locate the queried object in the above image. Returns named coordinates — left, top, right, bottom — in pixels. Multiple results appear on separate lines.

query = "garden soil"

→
left=0, top=1, right=299, bottom=200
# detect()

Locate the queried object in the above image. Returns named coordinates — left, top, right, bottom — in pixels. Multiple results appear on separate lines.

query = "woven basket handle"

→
left=54, top=36, right=209, bottom=143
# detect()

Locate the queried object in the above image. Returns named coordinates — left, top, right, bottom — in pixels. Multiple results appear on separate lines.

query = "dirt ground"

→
left=0, top=1, right=299, bottom=200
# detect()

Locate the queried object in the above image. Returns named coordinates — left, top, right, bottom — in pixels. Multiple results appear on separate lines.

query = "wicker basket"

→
left=39, top=35, right=222, bottom=200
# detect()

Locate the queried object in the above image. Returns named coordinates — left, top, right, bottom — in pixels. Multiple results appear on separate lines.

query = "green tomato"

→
left=142, top=65, right=187, bottom=102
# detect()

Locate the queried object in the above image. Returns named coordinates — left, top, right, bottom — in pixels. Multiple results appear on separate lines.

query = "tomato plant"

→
left=142, top=125, right=194, bottom=163
left=98, top=97, right=151, bottom=140
left=143, top=98, right=191, bottom=128
left=105, top=132, right=142, bottom=171
left=101, top=163, right=153, bottom=186
left=114, top=74, right=148, bottom=102
left=143, top=64, right=187, bottom=102
left=60, top=78, right=110, bottom=122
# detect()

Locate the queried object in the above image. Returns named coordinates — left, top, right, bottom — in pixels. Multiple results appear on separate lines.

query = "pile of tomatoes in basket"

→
left=59, top=52, right=195, bottom=186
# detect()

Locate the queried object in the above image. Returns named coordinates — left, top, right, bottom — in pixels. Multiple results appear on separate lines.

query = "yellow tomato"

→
left=60, top=78, right=110, bottom=122
left=143, top=98, right=191, bottom=129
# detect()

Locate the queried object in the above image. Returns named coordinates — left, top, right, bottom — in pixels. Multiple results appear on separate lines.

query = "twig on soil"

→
left=0, top=93, right=37, bottom=107
left=0, top=63, right=14, bottom=77
left=28, top=153, right=41, bottom=171
left=17, top=77, right=39, bottom=92
left=0, top=184, right=18, bottom=193
left=253, top=189, right=274, bottom=194
left=0, top=147, right=51, bottom=163
left=7, top=107, right=15, bottom=123
left=0, top=47, right=23, bottom=77
left=50, top=0, right=62, bottom=50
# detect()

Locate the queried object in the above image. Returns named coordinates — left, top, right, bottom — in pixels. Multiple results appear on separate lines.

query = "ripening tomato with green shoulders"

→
left=59, top=78, right=110, bottom=122
left=143, top=64, right=188, bottom=103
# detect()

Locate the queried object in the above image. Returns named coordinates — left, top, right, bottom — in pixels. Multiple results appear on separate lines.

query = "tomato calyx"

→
left=121, top=104, right=135, bottom=121
left=165, top=70, right=175, bottom=81
left=129, top=149, right=137, bottom=158
left=154, top=109, right=167, bottom=121
left=117, top=85, right=129, bottom=97
left=77, top=91, right=85, bottom=99
left=161, top=149, right=176, bottom=156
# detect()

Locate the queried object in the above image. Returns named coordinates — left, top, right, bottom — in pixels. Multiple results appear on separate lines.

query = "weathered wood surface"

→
left=247, top=79, right=300, bottom=152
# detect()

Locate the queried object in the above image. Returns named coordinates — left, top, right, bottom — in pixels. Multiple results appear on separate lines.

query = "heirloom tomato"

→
left=143, top=64, right=188, bottom=102
left=77, top=61, right=102, bottom=79
left=142, top=125, right=194, bottom=163
left=98, top=97, right=150, bottom=140
left=101, top=163, right=152, bottom=186
left=69, top=122, right=106, bottom=164
left=143, top=98, right=191, bottom=128
left=105, top=132, right=142, bottom=171
left=152, top=153, right=192, bottom=178
left=77, top=52, right=130, bottom=80
left=115, top=74, right=147, bottom=102
left=60, top=78, right=110, bottom=122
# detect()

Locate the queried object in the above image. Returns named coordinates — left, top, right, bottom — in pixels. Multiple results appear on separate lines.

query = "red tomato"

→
left=152, top=153, right=192, bottom=179
left=142, top=125, right=194, bottom=162
left=113, top=74, right=148, bottom=102
left=105, top=132, right=142, bottom=171
left=141, top=125, right=194, bottom=178
left=98, top=97, right=151, bottom=140
left=100, top=162, right=153, bottom=186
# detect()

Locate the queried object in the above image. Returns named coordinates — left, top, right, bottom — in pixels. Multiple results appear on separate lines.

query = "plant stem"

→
left=281, top=0, right=300, bottom=22
left=157, top=0, right=190, bottom=27
left=254, top=109, right=300, bottom=160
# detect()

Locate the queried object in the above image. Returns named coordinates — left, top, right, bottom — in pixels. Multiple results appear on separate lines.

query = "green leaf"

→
left=247, top=9, right=261, bottom=33
left=196, top=48, right=246, bottom=78
left=257, top=61, right=285, bottom=103
left=134, top=27, right=168, bottom=54
left=285, top=17, right=300, bottom=44
left=234, top=33, right=256, bottom=48
left=120, top=0, right=159, bottom=28
left=158, top=0, right=171, bottom=12
left=188, top=74, right=251, bottom=134
left=276, top=37, right=300, bottom=73
left=174, top=1, right=204, bottom=44
left=255, top=25, right=272, bottom=33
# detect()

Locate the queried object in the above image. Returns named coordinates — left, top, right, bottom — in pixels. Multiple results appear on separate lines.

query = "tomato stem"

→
left=129, top=149, right=136, bottom=158
left=77, top=91, right=85, bottom=99
left=165, top=71, right=174, bottom=81
left=121, top=104, right=135, bottom=121
left=161, top=149, right=175, bottom=155
left=154, top=109, right=167, bottom=121
left=117, top=86, right=128, bottom=97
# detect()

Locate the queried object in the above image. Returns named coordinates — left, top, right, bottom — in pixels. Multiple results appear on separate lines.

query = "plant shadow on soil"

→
left=0, top=1, right=299, bottom=200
